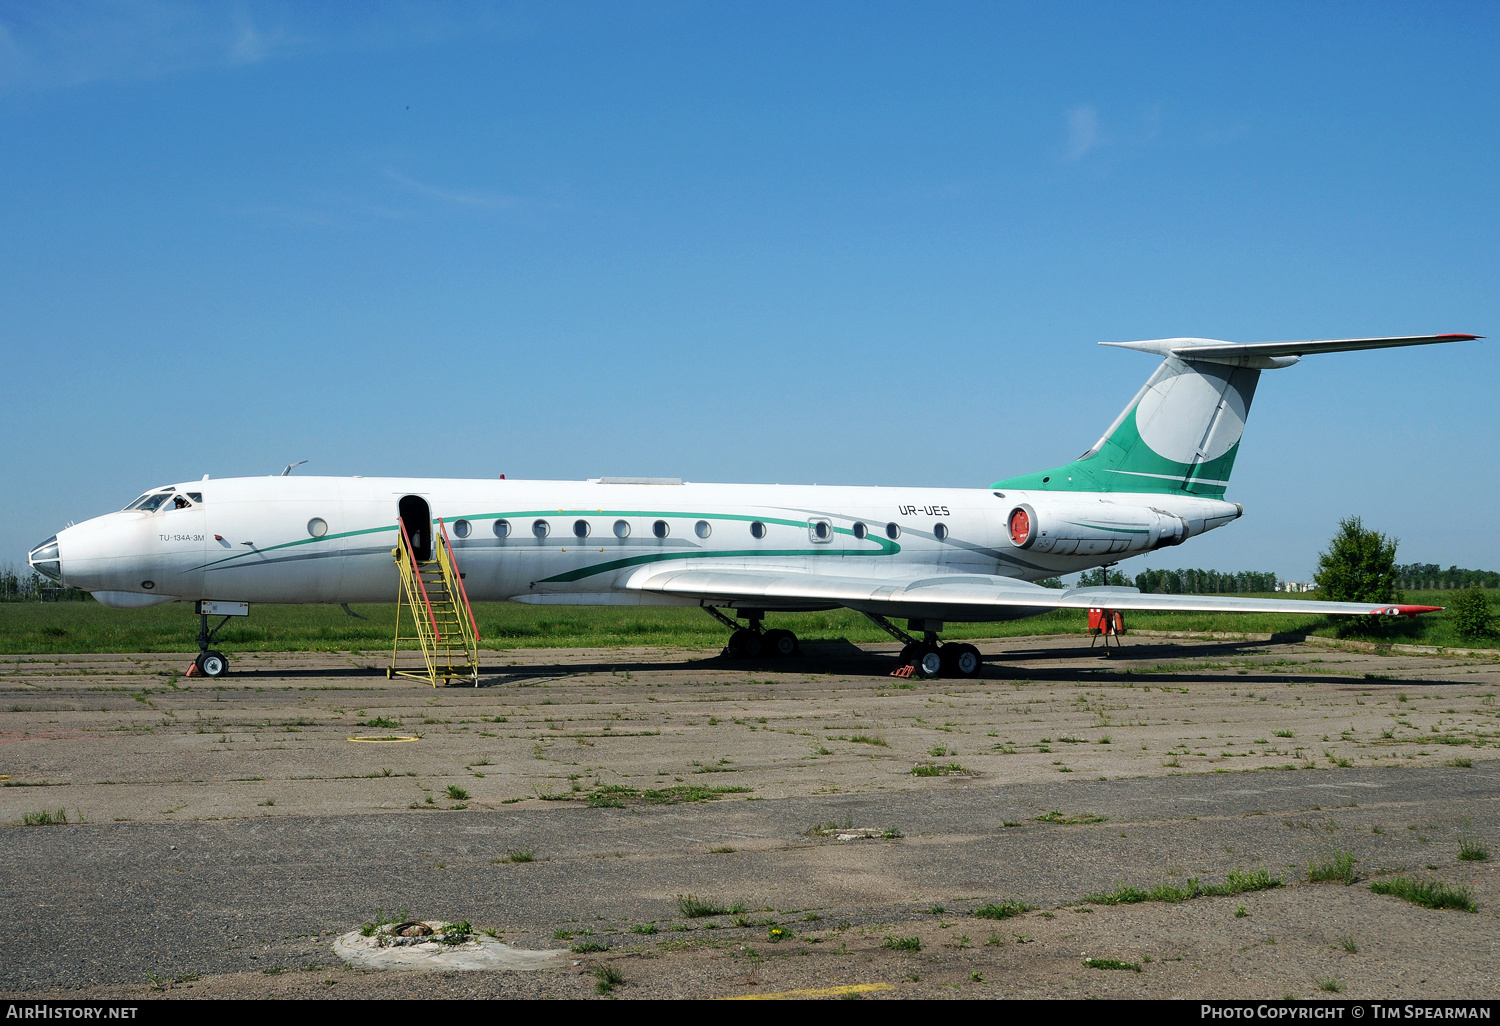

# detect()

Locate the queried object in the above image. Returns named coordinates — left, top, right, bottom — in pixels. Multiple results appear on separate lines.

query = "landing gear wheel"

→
left=764, top=629, right=798, bottom=657
left=898, top=642, right=918, bottom=665
left=912, top=645, right=943, bottom=678
left=727, top=629, right=763, bottom=659
left=941, top=643, right=982, bottom=678
left=196, top=650, right=229, bottom=678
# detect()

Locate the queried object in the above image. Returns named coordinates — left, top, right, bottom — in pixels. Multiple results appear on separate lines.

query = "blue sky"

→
left=2, top=1, right=1496, bottom=581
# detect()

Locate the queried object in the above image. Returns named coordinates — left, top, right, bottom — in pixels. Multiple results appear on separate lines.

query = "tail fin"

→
left=992, top=334, right=1477, bottom=498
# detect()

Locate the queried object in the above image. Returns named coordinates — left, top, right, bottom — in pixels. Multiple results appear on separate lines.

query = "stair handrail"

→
left=436, top=518, right=481, bottom=644
left=397, top=516, right=442, bottom=641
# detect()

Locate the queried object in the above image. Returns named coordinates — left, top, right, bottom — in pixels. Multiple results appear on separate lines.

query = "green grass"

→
left=882, top=936, right=922, bottom=952
left=1085, top=869, right=1282, bottom=906
left=4, top=589, right=1491, bottom=653
left=1036, top=810, right=1107, bottom=825
left=1308, top=851, right=1357, bottom=885
left=911, top=763, right=967, bottom=777
left=1084, top=958, right=1142, bottom=972
left=594, top=965, right=624, bottom=995
left=1369, top=876, right=1476, bottom=911
left=1458, top=819, right=1488, bottom=862
left=570, top=941, right=609, bottom=953
left=973, top=900, right=1031, bottom=920
left=677, top=895, right=744, bottom=918
left=19, top=808, right=67, bottom=826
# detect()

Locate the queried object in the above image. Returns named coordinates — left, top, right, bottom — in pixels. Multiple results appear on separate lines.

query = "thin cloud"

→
left=385, top=170, right=518, bottom=211
left=1065, top=105, right=1099, bottom=160
left=227, top=10, right=303, bottom=66
left=0, top=1, right=303, bottom=95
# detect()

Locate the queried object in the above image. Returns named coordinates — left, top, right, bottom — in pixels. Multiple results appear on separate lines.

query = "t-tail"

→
left=993, top=334, right=1479, bottom=497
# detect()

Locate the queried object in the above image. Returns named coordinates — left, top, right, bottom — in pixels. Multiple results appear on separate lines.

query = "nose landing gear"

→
left=185, top=600, right=248, bottom=678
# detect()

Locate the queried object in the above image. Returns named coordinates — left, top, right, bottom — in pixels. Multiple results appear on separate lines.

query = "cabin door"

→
left=398, top=495, right=432, bottom=561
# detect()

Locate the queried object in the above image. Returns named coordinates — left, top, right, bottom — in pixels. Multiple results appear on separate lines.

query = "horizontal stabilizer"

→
left=1101, top=334, right=1478, bottom=367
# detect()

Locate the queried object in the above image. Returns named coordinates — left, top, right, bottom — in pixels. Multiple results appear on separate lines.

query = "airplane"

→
left=28, top=333, right=1477, bottom=680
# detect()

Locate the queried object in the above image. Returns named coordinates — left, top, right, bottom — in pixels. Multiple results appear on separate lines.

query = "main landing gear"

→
left=704, top=607, right=800, bottom=660
left=867, top=614, right=982, bottom=679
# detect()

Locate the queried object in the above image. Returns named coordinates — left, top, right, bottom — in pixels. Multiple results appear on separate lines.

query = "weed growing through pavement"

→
left=1084, top=958, right=1141, bottom=972
left=911, top=763, right=967, bottom=777
left=1340, top=936, right=1358, bottom=953
left=594, top=965, right=624, bottom=995
left=1458, top=819, right=1489, bottom=862
left=1308, top=851, right=1357, bottom=884
left=1369, top=877, right=1476, bottom=912
left=677, top=895, right=744, bottom=918
left=883, top=936, right=921, bottom=952
left=1036, top=811, right=1107, bottom=825
left=1086, top=869, right=1281, bottom=906
left=20, top=808, right=67, bottom=825
left=974, top=900, right=1031, bottom=920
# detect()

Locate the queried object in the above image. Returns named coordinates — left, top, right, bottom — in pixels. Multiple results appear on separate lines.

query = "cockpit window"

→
left=126, top=491, right=174, bottom=512
left=186, top=492, right=203, bottom=503
left=170, top=494, right=190, bottom=510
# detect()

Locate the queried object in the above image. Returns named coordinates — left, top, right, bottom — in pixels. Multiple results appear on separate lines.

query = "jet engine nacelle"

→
left=1006, top=501, right=1188, bottom=556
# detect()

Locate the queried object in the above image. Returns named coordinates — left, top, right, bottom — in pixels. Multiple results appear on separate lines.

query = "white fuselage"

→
left=44, top=476, right=1241, bottom=620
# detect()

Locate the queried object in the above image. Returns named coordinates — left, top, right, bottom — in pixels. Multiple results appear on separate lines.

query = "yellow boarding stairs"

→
left=388, top=517, right=481, bottom=687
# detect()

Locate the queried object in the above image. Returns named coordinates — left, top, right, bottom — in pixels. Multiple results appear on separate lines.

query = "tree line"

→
left=1393, top=563, right=1500, bottom=590
left=0, top=564, right=90, bottom=602
left=1133, top=568, right=1280, bottom=594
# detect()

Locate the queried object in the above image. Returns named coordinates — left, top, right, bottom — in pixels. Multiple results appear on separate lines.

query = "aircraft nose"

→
left=28, top=535, right=62, bottom=582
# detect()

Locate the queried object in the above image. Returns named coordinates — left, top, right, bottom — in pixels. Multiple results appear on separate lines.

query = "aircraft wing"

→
left=625, top=566, right=1440, bottom=619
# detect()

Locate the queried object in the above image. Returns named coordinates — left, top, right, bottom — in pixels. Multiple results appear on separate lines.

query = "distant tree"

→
left=1133, top=568, right=1279, bottom=594
left=1449, top=587, right=1497, bottom=640
left=1314, top=517, right=1399, bottom=603
left=1077, top=567, right=1130, bottom=588
left=1037, top=577, right=1065, bottom=589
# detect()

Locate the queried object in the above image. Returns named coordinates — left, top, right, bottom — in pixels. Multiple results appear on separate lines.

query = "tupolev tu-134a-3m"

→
left=29, top=333, right=1477, bottom=680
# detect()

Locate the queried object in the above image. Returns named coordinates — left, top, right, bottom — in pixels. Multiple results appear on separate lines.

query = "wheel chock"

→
left=890, top=664, right=915, bottom=678
left=184, top=661, right=201, bottom=677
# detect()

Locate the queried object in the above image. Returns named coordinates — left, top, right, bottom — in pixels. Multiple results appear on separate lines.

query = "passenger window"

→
left=452, top=519, right=471, bottom=539
left=885, top=522, right=901, bottom=540
left=573, top=519, right=590, bottom=539
left=852, top=522, right=867, bottom=540
left=532, top=519, right=550, bottom=539
left=695, top=520, right=711, bottom=539
left=652, top=520, right=669, bottom=539
left=934, top=522, right=949, bottom=541
left=493, top=519, right=511, bottom=538
left=750, top=521, right=766, bottom=539
left=613, top=520, right=631, bottom=538
left=808, top=519, right=832, bottom=543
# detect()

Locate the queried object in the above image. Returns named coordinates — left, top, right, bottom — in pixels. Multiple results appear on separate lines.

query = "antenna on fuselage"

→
left=280, top=460, right=308, bottom=476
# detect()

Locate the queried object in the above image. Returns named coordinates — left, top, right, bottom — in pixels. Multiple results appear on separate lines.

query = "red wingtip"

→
left=1387, top=605, right=1444, bottom=617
